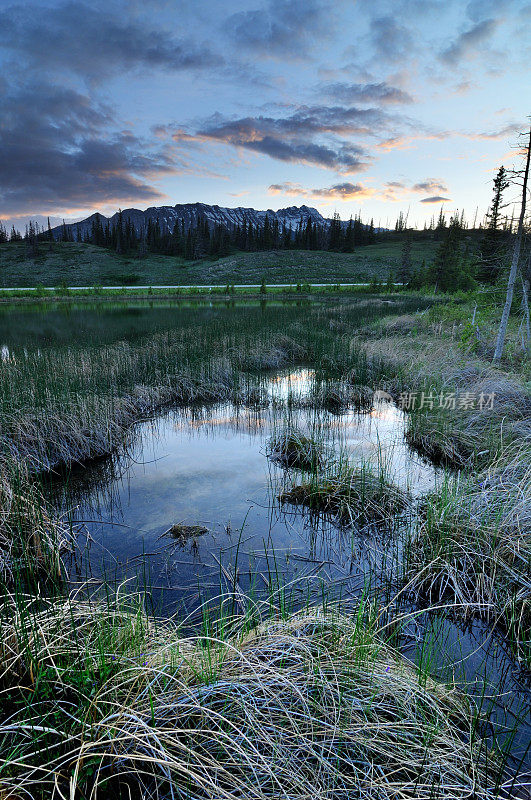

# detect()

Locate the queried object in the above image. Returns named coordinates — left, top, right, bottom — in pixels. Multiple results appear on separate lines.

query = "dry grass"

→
left=0, top=592, right=502, bottom=799
left=405, top=414, right=482, bottom=469
left=0, top=467, right=70, bottom=582
left=407, top=455, right=531, bottom=663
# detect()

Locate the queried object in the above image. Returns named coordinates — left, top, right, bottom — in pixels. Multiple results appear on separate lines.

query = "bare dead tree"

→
left=521, top=246, right=531, bottom=350
left=492, top=124, right=531, bottom=364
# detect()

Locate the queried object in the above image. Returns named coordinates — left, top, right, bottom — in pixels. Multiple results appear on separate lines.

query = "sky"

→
left=0, top=0, right=529, bottom=231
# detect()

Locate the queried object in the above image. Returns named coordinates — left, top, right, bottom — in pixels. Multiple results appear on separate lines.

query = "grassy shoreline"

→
left=350, top=297, right=530, bottom=664
left=0, top=284, right=399, bottom=306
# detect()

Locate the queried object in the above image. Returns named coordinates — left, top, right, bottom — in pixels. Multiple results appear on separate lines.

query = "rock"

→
left=167, top=524, right=208, bottom=539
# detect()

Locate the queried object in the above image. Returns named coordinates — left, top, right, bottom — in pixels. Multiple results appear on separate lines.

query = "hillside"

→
left=0, top=240, right=438, bottom=287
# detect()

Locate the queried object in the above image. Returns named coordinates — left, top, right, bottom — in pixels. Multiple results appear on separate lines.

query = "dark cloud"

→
left=226, top=0, right=335, bottom=57
left=311, top=182, right=374, bottom=198
left=199, top=105, right=391, bottom=139
left=412, top=179, right=448, bottom=193
left=235, top=135, right=367, bottom=172
left=369, top=16, right=414, bottom=61
left=420, top=196, right=451, bottom=203
left=186, top=104, right=403, bottom=172
left=324, top=82, right=413, bottom=105
left=0, top=1, right=222, bottom=81
left=440, top=19, right=498, bottom=64
left=0, top=83, right=176, bottom=215
left=380, top=179, right=449, bottom=200
left=268, top=182, right=304, bottom=195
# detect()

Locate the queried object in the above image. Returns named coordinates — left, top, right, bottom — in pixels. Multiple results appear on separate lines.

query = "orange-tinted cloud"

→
left=268, top=181, right=375, bottom=200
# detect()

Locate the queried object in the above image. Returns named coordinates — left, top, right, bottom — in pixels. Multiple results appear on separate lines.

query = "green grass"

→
left=0, top=240, right=438, bottom=287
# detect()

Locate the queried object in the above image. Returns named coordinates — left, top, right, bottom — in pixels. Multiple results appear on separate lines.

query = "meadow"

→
left=0, top=291, right=529, bottom=799
left=0, top=239, right=438, bottom=287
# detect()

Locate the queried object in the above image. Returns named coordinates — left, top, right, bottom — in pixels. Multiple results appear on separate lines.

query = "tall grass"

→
left=0, top=297, right=427, bottom=475
left=405, top=452, right=531, bottom=666
left=0, top=463, right=70, bottom=584
left=0, top=588, right=504, bottom=799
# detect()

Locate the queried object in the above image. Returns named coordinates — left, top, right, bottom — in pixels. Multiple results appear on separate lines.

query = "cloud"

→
left=268, top=182, right=305, bottom=195
left=268, top=181, right=374, bottom=199
left=311, top=182, right=375, bottom=199
left=179, top=104, right=404, bottom=172
left=380, top=178, right=449, bottom=200
left=0, top=2, right=222, bottom=81
left=377, top=136, right=411, bottom=151
left=369, top=16, right=414, bottom=61
left=0, top=82, right=177, bottom=215
left=420, top=196, right=451, bottom=203
left=226, top=0, right=335, bottom=58
left=324, top=81, right=414, bottom=105
left=465, top=0, right=514, bottom=22
left=471, top=122, right=523, bottom=139
left=441, top=19, right=499, bottom=64
left=411, top=179, right=448, bottom=193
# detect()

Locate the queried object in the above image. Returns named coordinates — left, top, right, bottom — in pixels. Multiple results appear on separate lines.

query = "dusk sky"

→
left=1, top=0, right=529, bottom=230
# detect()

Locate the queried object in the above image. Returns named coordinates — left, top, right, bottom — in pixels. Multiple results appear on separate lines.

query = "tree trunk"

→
left=522, top=276, right=530, bottom=351
left=492, top=126, right=531, bottom=364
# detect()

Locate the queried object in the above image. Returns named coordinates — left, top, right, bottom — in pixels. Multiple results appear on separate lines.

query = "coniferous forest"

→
left=0, top=170, right=520, bottom=293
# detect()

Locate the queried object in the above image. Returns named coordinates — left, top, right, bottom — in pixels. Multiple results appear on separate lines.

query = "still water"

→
left=42, top=369, right=531, bottom=779
left=49, top=370, right=434, bottom=613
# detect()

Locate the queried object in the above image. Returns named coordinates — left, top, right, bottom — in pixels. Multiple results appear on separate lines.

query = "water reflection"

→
left=43, top=369, right=531, bottom=776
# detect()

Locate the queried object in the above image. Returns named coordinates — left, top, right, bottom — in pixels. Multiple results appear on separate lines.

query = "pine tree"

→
left=478, top=166, right=510, bottom=284
left=434, top=207, right=447, bottom=240
left=328, top=212, right=342, bottom=251
left=344, top=216, right=355, bottom=252
left=25, top=220, right=39, bottom=258
left=428, top=215, right=474, bottom=292
left=47, top=217, right=53, bottom=250
left=115, top=209, right=124, bottom=254
left=398, top=230, right=412, bottom=285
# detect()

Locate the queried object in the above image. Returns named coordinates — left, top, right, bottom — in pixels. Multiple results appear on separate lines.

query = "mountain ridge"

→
left=52, top=203, right=341, bottom=240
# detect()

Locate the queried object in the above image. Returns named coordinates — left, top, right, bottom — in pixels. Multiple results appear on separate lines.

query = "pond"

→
left=42, top=367, right=531, bottom=779
left=47, top=369, right=435, bottom=613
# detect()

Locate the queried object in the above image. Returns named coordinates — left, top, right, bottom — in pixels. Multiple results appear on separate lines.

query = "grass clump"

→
left=0, top=466, right=69, bottom=582
left=267, top=429, right=324, bottom=471
left=405, top=411, right=481, bottom=469
left=280, top=463, right=409, bottom=525
left=407, top=456, right=531, bottom=664
left=0, top=592, right=501, bottom=799
left=165, top=523, right=209, bottom=539
left=349, top=382, right=374, bottom=410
